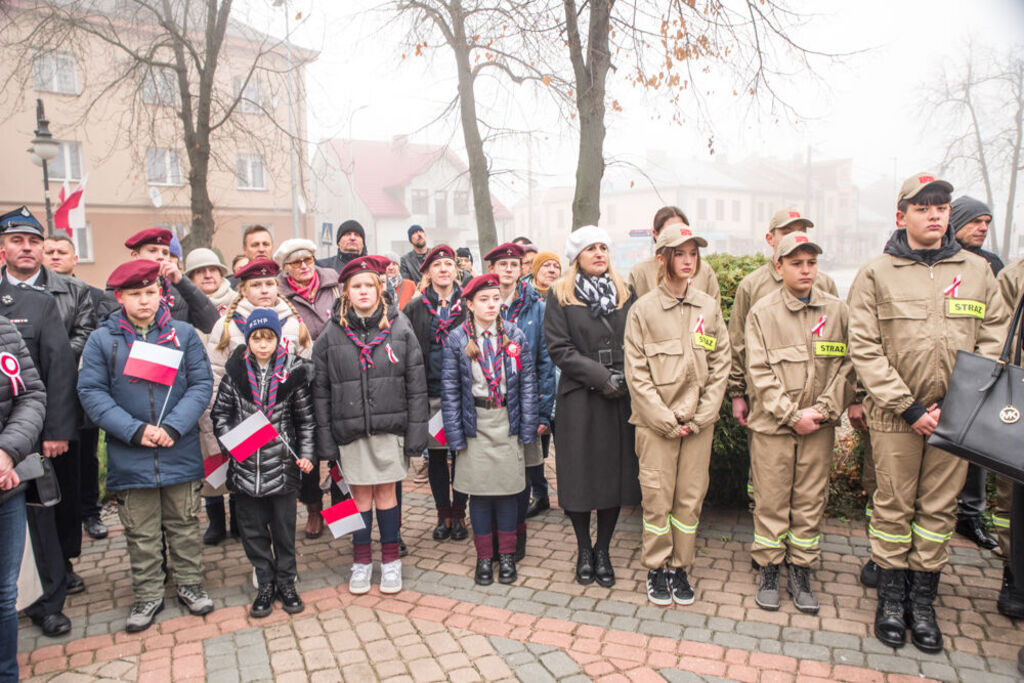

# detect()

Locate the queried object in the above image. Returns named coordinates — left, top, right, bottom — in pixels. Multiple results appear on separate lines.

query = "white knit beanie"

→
left=564, top=225, right=611, bottom=264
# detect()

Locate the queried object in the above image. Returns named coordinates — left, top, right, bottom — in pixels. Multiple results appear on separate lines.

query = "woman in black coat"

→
left=543, top=226, right=639, bottom=588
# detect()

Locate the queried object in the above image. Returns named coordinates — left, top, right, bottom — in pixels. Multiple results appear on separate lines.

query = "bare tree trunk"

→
left=564, top=0, right=613, bottom=231
left=1002, top=60, right=1024, bottom=261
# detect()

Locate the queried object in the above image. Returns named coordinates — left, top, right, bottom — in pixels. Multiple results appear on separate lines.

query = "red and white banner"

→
left=203, top=453, right=230, bottom=489
left=55, top=177, right=87, bottom=239
left=944, top=274, right=962, bottom=298
left=428, top=410, right=447, bottom=446
left=219, top=411, right=279, bottom=463
left=123, top=340, right=182, bottom=386
left=322, top=497, right=365, bottom=538
left=811, top=315, right=827, bottom=337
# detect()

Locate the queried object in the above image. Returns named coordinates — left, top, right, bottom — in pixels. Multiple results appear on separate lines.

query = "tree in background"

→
left=931, top=46, right=1023, bottom=260
left=0, top=0, right=312, bottom=249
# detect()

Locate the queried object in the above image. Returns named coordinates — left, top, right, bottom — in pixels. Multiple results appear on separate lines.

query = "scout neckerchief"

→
left=466, top=321, right=505, bottom=406
left=117, top=303, right=179, bottom=382
left=160, top=277, right=176, bottom=309
left=424, top=285, right=462, bottom=344
left=245, top=345, right=287, bottom=419
left=287, top=269, right=320, bottom=303
left=342, top=306, right=393, bottom=370
left=500, top=280, right=529, bottom=324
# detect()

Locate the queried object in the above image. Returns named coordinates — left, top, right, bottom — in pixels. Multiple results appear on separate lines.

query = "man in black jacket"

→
left=316, top=220, right=367, bottom=273
left=400, top=225, right=428, bottom=282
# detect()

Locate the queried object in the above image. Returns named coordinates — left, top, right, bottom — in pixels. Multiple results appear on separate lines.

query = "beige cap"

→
left=655, top=224, right=708, bottom=252
left=183, top=247, right=228, bottom=276
left=774, top=232, right=822, bottom=262
left=274, top=238, right=318, bottom=266
left=768, top=208, right=814, bottom=231
left=897, top=172, right=954, bottom=205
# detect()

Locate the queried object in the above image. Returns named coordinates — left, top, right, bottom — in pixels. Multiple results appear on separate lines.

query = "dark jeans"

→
left=427, top=449, right=467, bottom=518
left=528, top=432, right=551, bottom=499
left=957, top=462, right=987, bottom=519
left=234, top=492, right=298, bottom=587
left=24, top=504, right=67, bottom=619
left=469, top=495, right=517, bottom=535
left=0, top=491, right=26, bottom=681
left=78, top=427, right=102, bottom=520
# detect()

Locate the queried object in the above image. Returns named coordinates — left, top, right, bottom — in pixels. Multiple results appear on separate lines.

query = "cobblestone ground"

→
left=16, top=457, right=1024, bottom=682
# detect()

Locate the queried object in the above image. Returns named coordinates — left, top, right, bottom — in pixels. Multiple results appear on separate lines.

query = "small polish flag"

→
left=204, top=453, right=230, bottom=489
left=428, top=410, right=447, bottom=446
left=944, top=274, right=962, bottom=298
left=220, top=411, right=279, bottom=463
left=322, top=498, right=365, bottom=538
left=123, top=340, right=183, bottom=386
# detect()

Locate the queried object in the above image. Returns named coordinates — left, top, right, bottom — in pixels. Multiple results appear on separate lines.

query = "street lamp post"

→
left=30, top=98, right=60, bottom=237
left=273, top=0, right=301, bottom=239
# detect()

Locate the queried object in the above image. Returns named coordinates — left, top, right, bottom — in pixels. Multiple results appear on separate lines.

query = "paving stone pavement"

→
left=15, top=457, right=1024, bottom=682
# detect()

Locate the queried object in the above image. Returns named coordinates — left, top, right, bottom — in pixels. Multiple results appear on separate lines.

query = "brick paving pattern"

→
left=15, top=457, right=1024, bottom=682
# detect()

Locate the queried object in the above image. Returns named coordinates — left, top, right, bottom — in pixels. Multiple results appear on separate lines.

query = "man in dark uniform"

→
left=0, top=208, right=78, bottom=637
left=97, top=228, right=219, bottom=333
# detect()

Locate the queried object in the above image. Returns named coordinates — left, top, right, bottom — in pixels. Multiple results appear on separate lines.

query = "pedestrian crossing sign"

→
left=320, top=222, right=334, bottom=246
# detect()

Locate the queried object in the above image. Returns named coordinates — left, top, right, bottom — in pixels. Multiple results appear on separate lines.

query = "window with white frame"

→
left=236, top=154, right=266, bottom=190
left=233, top=76, right=265, bottom=114
left=49, top=141, right=83, bottom=182
left=156, top=222, right=189, bottom=241
left=72, top=224, right=93, bottom=263
left=142, top=67, right=178, bottom=106
left=33, top=51, right=79, bottom=95
left=454, top=190, right=470, bottom=215
left=410, top=189, right=429, bottom=214
left=146, top=147, right=184, bottom=186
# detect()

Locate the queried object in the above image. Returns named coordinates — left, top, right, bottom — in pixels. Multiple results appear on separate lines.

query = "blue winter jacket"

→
left=78, top=310, right=214, bottom=491
left=502, top=280, right=556, bottom=427
left=440, top=321, right=538, bottom=451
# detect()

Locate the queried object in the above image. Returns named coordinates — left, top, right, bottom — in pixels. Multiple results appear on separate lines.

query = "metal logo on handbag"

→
left=1001, top=405, right=1021, bottom=424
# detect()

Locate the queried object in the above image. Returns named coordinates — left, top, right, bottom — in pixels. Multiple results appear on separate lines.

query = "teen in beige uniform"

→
left=629, top=206, right=721, bottom=302
left=848, top=173, right=1007, bottom=653
left=745, top=233, right=853, bottom=614
left=624, top=226, right=730, bottom=607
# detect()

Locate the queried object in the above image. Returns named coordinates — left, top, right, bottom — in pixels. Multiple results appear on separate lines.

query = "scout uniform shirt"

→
left=744, top=287, right=853, bottom=435
left=624, top=282, right=730, bottom=437
left=629, top=257, right=722, bottom=303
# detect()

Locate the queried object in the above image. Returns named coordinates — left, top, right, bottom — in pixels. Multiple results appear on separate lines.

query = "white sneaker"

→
left=349, top=563, right=372, bottom=594
left=380, top=559, right=403, bottom=594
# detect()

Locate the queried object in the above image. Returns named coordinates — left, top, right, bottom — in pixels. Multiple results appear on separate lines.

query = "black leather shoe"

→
left=999, top=566, right=1024, bottom=619
left=515, top=529, right=526, bottom=562
left=860, top=559, right=879, bottom=588
left=874, top=568, right=907, bottom=648
left=906, top=570, right=943, bottom=653
left=66, top=570, right=85, bottom=595
left=526, top=496, right=550, bottom=518
left=450, top=518, right=468, bottom=541
left=956, top=517, right=998, bottom=550
left=474, top=558, right=493, bottom=586
left=83, top=516, right=108, bottom=540
left=576, top=548, right=595, bottom=585
left=251, top=584, right=275, bottom=618
left=594, top=549, right=615, bottom=587
left=277, top=582, right=304, bottom=614
left=433, top=521, right=452, bottom=540
left=498, top=554, right=517, bottom=584
left=399, top=535, right=408, bottom=558
left=32, top=612, right=71, bottom=638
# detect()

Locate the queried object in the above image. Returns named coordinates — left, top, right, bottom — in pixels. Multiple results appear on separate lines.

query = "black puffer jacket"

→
left=312, top=303, right=428, bottom=463
left=34, top=267, right=97, bottom=360
left=0, top=316, right=46, bottom=466
left=210, top=347, right=315, bottom=497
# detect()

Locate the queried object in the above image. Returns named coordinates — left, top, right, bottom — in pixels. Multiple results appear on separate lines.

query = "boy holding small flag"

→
left=78, top=260, right=214, bottom=633
left=211, top=309, right=314, bottom=617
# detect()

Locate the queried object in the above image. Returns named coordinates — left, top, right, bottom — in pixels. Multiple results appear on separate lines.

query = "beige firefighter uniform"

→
left=849, top=249, right=1007, bottom=572
left=745, top=287, right=853, bottom=567
left=624, top=282, right=730, bottom=570
left=992, top=258, right=1024, bottom=557
left=629, top=256, right=721, bottom=302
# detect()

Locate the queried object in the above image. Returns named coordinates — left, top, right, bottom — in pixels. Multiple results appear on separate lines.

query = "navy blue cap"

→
left=245, top=308, right=282, bottom=343
left=408, top=224, right=424, bottom=240
left=0, top=206, right=45, bottom=238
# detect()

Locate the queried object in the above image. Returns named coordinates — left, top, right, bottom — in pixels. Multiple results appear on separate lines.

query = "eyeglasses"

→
left=286, top=256, right=315, bottom=268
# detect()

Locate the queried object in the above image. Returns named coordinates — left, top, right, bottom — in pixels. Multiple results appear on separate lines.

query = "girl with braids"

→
left=441, top=274, right=538, bottom=586
left=210, top=309, right=315, bottom=619
left=201, top=258, right=312, bottom=545
left=404, top=245, right=470, bottom=543
left=312, top=256, right=427, bottom=595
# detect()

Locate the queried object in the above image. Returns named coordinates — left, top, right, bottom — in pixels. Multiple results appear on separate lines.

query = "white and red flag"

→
left=203, top=453, right=230, bottom=489
left=427, top=410, right=447, bottom=446
left=811, top=315, right=827, bottom=337
left=693, top=315, right=705, bottom=336
left=54, top=177, right=87, bottom=238
left=322, top=464, right=366, bottom=538
left=944, top=275, right=962, bottom=298
left=219, top=411, right=279, bottom=463
left=123, top=340, right=182, bottom=386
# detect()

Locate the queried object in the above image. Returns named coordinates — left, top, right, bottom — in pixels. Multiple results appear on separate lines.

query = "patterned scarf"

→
left=500, top=279, right=529, bottom=325
left=286, top=270, right=320, bottom=303
left=160, top=277, right=176, bottom=309
left=574, top=273, right=618, bottom=319
left=342, top=307, right=392, bottom=370
left=117, top=303, right=179, bottom=383
left=424, top=286, right=462, bottom=344
left=245, top=345, right=287, bottom=419
left=465, top=321, right=505, bottom=406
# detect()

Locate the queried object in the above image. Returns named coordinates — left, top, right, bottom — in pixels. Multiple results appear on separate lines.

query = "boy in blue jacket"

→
left=78, top=260, right=214, bottom=633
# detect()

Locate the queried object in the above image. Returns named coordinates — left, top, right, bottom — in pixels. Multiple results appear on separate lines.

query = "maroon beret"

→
left=339, top=255, right=386, bottom=283
left=461, top=273, right=501, bottom=300
left=484, top=242, right=525, bottom=263
left=124, top=228, right=173, bottom=250
left=419, top=244, right=456, bottom=273
left=234, top=257, right=280, bottom=281
left=108, top=260, right=161, bottom=290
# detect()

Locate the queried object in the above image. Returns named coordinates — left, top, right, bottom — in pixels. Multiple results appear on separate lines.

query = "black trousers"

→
left=23, top=505, right=67, bottom=619
left=53, top=442, right=83, bottom=560
left=1011, top=483, right=1024, bottom=581
left=233, top=491, right=298, bottom=587
left=77, top=428, right=102, bottom=520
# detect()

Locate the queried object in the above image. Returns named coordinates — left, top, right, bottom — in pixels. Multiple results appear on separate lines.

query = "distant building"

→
left=311, top=137, right=513, bottom=261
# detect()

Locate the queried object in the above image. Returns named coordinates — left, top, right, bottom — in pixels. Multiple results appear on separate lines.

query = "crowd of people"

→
left=0, top=170, right=1022, bottom=679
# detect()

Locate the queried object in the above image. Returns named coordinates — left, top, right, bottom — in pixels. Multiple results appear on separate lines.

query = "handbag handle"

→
left=980, top=288, right=1024, bottom=391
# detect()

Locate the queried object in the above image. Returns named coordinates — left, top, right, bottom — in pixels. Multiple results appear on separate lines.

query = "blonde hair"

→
left=341, top=276, right=390, bottom=330
left=555, top=260, right=630, bottom=308
left=216, top=282, right=312, bottom=351
left=656, top=246, right=702, bottom=285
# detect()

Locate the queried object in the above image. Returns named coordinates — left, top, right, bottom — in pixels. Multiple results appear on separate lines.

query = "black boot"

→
left=203, top=498, right=227, bottom=546
left=905, top=570, right=943, bottom=653
left=474, top=558, right=493, bottom=586
left=576, top=548, right=595, bottom=585
left=450, top=517, right=468, bottom=541
left=594, top=549, right=615, bottom=587
left=498, top=554, right=517, bottom=584
left=860, top=559, right=879, bottom=588
left=874, top=568, right=907, bottom=648
left=998, top=565, right=1024, bottom=619
left=250, top=583, right=275, bottom=618
left=228, top=496, right=240, bottom=538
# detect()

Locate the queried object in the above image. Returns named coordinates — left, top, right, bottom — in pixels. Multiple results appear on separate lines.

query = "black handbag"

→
left=929, top=288, right=1024, bottom=483
left=0, top=453, right=61, bottom=508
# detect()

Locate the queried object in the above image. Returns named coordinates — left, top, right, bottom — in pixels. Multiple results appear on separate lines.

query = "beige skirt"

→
left=453, top=406, right=525, bottom=496
left=524, top=442, right=543, bottom=467
left=339, top=433, right=406, bottom=486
